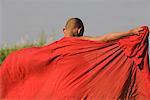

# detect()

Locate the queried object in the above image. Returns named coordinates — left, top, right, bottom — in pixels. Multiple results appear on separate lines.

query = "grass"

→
left=0, top=34, right=53, bottom=65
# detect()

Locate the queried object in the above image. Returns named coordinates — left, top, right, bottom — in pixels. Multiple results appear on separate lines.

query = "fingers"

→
left=132, top=26, right=149, bottom=36
left=129, top=26, right=147, bottom=36
left=138, top=27, right=144, bottom=32
left=132, top=27, right=143, bottom=36
left=135, top=31, right=140, bottom=36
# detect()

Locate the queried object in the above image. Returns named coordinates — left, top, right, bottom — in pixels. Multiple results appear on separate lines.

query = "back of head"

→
left=65, top=18, right=84, bottom=36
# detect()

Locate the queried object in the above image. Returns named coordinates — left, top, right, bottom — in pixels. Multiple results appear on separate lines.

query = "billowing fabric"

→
left=0, top=26, right=149, bottom=99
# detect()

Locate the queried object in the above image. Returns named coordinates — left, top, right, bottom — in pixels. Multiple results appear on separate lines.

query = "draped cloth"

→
left=0, top=26, right=149, bottom=99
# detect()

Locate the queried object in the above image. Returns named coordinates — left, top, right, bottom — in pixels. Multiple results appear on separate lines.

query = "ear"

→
left=77, top=27, right=82, bottom=34
left=63, top=28, right=65, bottom=32
left=63, top=28, right=66, bottom=33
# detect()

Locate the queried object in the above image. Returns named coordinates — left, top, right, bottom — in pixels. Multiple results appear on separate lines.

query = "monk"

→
left=0, top=17, right=149, bottom=99
left=63, top=17, right=144, bottom=42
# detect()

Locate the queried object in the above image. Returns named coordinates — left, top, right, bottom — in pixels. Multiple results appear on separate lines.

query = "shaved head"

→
left=65, top=18, right=84, bottom=36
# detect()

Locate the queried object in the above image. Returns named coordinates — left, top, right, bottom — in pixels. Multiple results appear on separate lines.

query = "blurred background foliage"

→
left=0, top=33, right=55, bottom=65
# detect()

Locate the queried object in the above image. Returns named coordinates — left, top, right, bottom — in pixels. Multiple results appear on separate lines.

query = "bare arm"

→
left=79, top=27, right=144, bottom=42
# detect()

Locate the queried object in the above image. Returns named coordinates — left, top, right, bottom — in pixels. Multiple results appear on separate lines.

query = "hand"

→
left=128, top=27, right=144, bottom=36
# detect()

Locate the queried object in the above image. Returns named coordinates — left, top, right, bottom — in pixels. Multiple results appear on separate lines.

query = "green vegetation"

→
left=0, top=34, right=51, bottom=65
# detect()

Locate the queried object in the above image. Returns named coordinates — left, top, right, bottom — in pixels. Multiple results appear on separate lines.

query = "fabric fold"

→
left=0, top=26, right=149, bottom=99
left=117, top=26, right=149, bottom=69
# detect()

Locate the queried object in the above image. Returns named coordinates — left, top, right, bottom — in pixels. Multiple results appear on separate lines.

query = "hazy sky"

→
left=0, top=0, right=2, bottom=44
left=0, top=0, right=150, bottom=48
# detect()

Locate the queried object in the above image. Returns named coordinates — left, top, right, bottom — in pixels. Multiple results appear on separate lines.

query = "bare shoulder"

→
left=77, top=35, right=107, bottom=42
left=78, top=36, right=94, bottom=41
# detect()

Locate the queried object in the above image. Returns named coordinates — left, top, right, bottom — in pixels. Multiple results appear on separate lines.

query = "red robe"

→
left=0, top=26, right=150, bottom=99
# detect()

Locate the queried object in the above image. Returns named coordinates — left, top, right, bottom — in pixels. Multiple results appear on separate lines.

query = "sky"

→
left=0, top=0, right=2, bottom=44
left=0, top=0, right=150, bottom=50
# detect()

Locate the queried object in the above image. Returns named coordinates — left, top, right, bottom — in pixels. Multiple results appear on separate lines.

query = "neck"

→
left=64, top=33, right=74, bottom=37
